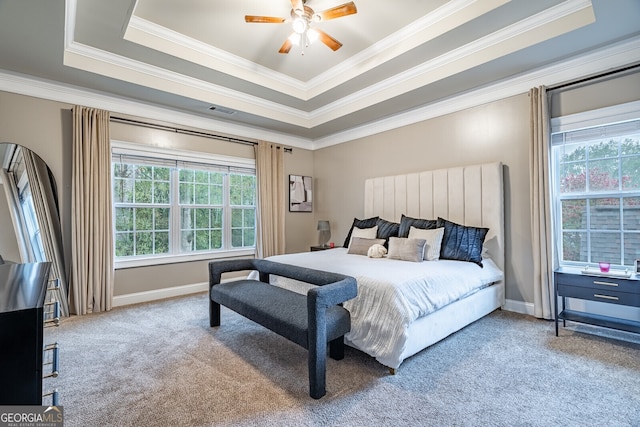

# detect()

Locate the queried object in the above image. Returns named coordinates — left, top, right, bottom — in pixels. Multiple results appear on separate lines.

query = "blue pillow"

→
left=342, top=216, right=379, bottom=248
left=437, top=217, right=488, bottom=267
left=398, top=214, right=437, bottom=237
left=376, top=218, right=400, bottom=247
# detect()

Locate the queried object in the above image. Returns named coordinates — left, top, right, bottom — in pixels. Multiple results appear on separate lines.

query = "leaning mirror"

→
left=0, top=143, right=69, bottom=316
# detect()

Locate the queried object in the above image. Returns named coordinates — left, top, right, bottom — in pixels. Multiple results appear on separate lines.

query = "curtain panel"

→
left=70, top=106, right=114, bottom=314
left=254, top=141, right=285, bottom=258
left=529, top=86, right=555, bottom=320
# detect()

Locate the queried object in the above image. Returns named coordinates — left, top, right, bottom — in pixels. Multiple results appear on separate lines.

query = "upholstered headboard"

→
left=364, top=162, right=504, bottom=273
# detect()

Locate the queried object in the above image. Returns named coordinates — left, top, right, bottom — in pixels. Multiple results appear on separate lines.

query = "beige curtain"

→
left=529, top=86, right=555, bottom=320
left=254, top=141, right=285, bottom=258
left=70, top=106, right=114, bottom=314
left=23, top=150, right=71, bottom=316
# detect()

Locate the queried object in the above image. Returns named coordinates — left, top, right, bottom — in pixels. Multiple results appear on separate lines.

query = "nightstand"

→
left=310, top=245, right=336, bottom=251
left=554, top=267, right=640, bottom=337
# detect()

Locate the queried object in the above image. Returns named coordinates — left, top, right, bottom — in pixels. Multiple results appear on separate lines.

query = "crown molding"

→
left=2, top=35, right=637, bottom=152
left=0, top=69, right=312, bottom=149
left=64, top=0, right=594, bottom=129
left=312, top=35, right=640, bottom=149
left=123, top=0, right=507, bottom=100
left=308, top=0, right=595, bottom=126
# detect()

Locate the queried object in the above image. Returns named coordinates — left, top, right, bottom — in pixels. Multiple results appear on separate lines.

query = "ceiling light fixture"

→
left=245, top=1, right=357, bottom=55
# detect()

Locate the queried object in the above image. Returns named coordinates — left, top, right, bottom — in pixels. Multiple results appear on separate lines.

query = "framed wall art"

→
left=289, top=174, right=312, bottom=212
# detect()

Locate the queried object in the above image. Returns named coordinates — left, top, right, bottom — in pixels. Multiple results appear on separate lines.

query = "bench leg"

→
left=209, top=300, right=221, bottom=327
left=329, top=337, right=345, bottom=360
left=308, top=343, right=326, bottom=399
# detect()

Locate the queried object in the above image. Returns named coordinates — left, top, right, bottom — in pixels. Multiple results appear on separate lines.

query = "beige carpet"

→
left=52, top=292, right=640, bottom=426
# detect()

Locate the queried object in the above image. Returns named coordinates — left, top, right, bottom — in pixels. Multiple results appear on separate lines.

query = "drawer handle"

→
left=593, top=280, right=618, bottom=287
left=594, top=293, right=619, bottom=301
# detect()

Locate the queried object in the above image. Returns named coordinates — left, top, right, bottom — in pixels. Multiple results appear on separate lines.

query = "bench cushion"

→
left=211, top=280, right=351, bottom=349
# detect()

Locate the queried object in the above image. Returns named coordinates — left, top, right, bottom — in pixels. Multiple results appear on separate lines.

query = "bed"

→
left=263, top=162, right=505, bottom=371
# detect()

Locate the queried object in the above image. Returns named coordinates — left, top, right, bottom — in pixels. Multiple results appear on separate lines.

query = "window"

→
left=551, top=110, right=640, bottom=268
left=112, top=143, right=256, bottom=267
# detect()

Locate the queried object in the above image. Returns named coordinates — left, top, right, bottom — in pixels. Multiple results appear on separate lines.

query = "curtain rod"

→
left=547, top=62, right=640, bottom=92
left=109, top=116, right=292, bottom=152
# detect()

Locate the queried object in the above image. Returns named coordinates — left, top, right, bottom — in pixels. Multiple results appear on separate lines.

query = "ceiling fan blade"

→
left=290, top=0, right=304, bottom=15
left=279, top=38, right=293, bottom=54
left=245, top=15, right=286, bottom=23
left=315, top=29, right=343, bottom=51
left=316, top=2, right=357, bottom=21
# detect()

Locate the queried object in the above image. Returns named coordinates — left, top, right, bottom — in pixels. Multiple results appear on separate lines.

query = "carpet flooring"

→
left=50, top=293, right=640, bottom=426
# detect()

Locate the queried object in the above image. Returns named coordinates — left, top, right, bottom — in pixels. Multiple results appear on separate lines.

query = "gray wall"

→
left=1, top=68, right=638, bottom=306
left=0, top=91, right=315, bottom=297
left=313, top=94, right=533, bottom=303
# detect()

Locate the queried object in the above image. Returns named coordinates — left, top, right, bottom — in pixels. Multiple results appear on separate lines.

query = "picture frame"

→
left=289, top=174, right=313, bottom=212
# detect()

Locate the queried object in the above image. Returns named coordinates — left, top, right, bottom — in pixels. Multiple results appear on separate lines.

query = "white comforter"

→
left=262, top=248, right=504, bottom=368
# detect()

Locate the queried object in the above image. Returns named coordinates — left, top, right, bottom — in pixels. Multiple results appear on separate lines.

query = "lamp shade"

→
left=317, top=220, right=330, bottom=231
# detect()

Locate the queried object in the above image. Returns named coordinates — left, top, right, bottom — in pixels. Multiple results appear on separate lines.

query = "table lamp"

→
left=317, top=220, right=331, bottom=248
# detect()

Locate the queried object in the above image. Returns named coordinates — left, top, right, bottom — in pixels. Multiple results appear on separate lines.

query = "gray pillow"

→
left=387, top=237, right=427, bottom=262
left=348, top=237, right=386, bottom=256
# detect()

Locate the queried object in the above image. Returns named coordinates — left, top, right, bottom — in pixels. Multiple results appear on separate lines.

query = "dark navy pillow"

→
left=437, top=217, right=488, bottom=267
left=376, top=218, right=400, bottom=248
left=342, top=216, right=379, bottom=248
left=398, top=214, right=438, bottom=237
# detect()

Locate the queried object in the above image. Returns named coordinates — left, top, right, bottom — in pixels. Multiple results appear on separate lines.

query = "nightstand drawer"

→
left=555, top=273, right=639, bottom=294
left=557, top=283, right=640, bottom=306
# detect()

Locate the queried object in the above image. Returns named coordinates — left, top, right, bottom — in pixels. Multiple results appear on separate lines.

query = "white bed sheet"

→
left=261, top=248, right=504, bottom=368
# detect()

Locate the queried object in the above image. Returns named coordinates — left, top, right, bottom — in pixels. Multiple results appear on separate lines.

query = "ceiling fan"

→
left=245, top=0, right=358, bottom=54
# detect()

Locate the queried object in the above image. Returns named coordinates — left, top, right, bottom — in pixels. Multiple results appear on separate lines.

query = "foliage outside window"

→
left=552, top=118, right=640, bottom=268
left=112, top=148, right=256, bottom=264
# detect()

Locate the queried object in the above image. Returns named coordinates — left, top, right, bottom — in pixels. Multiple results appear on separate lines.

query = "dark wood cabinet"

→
left=554, top=267, right=640, bottom=336
left=0, top=262, right=57, bottom=405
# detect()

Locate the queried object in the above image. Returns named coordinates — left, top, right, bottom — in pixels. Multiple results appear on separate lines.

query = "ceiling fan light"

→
left=307, top=28, right=319, bottom=44
left=288, top=33, right=301, bottom=46
left=292, top=17, right=307, bottom=34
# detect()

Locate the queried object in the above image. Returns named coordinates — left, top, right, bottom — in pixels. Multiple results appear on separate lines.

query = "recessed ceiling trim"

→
left=312, top=35, right=640, bottom=149
left=307, top=0, right=595, bottom=126
left=64, top=0, right=595, bottom=130
left=2, top=35, right=638, bottom=152
left=305, top=0, right=511, bottom=98
left=63, top=40, right=313, bottom=127
left=0, top=69, right=313, bottom=149
left=124, top=15, right=309, bottom=99
left=124, top=0, right=509, bottom=100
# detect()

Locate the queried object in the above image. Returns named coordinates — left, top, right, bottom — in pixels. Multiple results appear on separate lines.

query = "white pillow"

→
left=408, top=226, right=445, bottom=261
left=348, top=225, right=378, bottom=248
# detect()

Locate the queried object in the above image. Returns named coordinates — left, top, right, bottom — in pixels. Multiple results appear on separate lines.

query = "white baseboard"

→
left=112, top=282, right=208, bottom=307
left=503, top=299, right=535, bottom=316
left=113, top=282, right=538, bottom=319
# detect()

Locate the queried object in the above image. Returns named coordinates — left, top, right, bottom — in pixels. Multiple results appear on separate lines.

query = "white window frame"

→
left=112, top=140, right=256, bottom=269
left=551, top=100, right=640, bottom=269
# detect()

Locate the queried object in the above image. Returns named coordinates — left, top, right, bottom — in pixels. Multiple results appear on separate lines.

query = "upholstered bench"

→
left=208, top=259, right=357, bottom=399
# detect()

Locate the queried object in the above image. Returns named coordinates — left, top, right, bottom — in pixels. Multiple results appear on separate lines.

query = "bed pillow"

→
left=408, top=226, right=445, bottom=261
left=343, top=216, right=379, bottom=248
left=376, top=218, right=400, bottom=247
left=436, top=217, right=488, bottom=267
left=347, top=225, right=379, bottom=249
left=398, top=214, right=438, bottom=237
left=387, top=237, right=427, bottom=262
left=347, top=237, right=386, bottom=256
